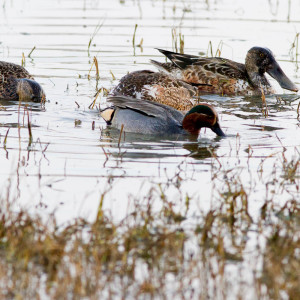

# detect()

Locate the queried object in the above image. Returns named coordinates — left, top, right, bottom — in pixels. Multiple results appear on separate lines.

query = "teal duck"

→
left=151, top=47, right=298, bottom=96
left=110, top=70, right=197, bottom=111
left=101, top=95, right=225, bottom=136
left=0, top=61, right=45, bottom=102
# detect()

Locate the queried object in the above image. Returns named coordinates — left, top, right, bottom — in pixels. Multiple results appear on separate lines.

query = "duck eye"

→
left=260, top=53, right=265, bottom=58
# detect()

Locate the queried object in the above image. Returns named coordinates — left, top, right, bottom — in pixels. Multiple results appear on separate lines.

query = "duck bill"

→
left=267, top=61, right=298, bottom=92
left=211, top=122, right=226, bottom=137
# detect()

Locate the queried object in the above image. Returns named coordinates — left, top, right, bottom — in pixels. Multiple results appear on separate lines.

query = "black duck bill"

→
left=211, top=122, right=226, bottom=137
left=267, top=60, right=298, bottom=92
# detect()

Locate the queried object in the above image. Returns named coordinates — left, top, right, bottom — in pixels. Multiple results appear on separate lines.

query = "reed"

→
left=28, top=46, right=36, bottom=58
left=132, top=24, right=143, bottom=54
left=172, top=28, right=184, bottom=53
left=88, top=21, right=104, bottom=57
left=289, top=32, right=300, bottom=69
left=21, top=52, right=26, bottom=66
left=26, top=108, right=33, bottom=146
left=260, top=86, right=269, bottom=117
left=88, top=56, right=100, bottom=81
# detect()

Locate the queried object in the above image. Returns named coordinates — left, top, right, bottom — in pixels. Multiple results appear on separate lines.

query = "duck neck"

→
left=245, top=55, right=273, bottom=93
left=248, top=71, right=273, bottom=93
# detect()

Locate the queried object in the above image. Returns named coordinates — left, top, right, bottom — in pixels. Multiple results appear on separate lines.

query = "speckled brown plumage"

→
left=152, top=56, right=270, bottom=96
left=0, top=61, right=33, bottom=100
left=110, top=70, right=197, bottom=111
left=0, top=77, right=18, bottom=100
left=153, top=47, right=298, bottom=96
left=0, top=61, right=45, bottom=101
left=0, top=61, right=33, bottom=80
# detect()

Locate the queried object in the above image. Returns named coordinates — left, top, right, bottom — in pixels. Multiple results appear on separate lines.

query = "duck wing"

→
left=0, top=61, right=33, bottom=79
left=150, top=60, right=177, bottom=74
left=192, top=58, right=246, bottom=80
left=157, top=48, right=246, bottom=80
left=111, top=69, right=197, bottom=98
left=107, top=95, right=184, bottom=123
left=0, top=77, right=19, bottom=100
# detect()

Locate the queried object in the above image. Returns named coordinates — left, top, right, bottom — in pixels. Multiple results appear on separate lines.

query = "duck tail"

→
left=156, top=48, right=199, bottom=69
left=156, top=48, right=178, bottom=61
left=100, top=106, right=115, bottom=125
left=150, top=59, right=174, bottom=73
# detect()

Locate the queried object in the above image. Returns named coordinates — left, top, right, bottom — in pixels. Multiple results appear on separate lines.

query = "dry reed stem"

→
left=260, top=86, right=268, bottom=117
left=28, top=46, right=36, bottom=58
left=88, top=88, right=101, bottom=109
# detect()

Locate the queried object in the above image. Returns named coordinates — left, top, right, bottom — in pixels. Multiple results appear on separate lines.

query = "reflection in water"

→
left=247, top=124, right=283, bottom=131
left=202, top=94, right=300, bottom=121
left=100, top=127, right=219, bottom=160
left=0, top=99, right=46, bottom=111
left=182, top=142, right=220, bottom=160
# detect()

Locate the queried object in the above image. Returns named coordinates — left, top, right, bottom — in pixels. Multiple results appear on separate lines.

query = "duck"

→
left=100, top=95, right=225, bottom=136
left=0, top=61, right=45, bottom=102
left=151, top=47, right=298, bottom=96
left=110, top=70, right=198, bottom=111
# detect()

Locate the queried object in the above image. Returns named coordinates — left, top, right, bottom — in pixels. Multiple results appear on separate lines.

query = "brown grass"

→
left=0, top=147, right=299, bottom=299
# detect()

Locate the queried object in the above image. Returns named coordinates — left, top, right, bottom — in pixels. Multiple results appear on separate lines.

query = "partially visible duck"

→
left=110, top=70, right=198, bottom=111
left=0, top=61, right=45, bottom=102
left=100, top=95, right=225, bottom=136
left=151, top=47, right=298, bottom=96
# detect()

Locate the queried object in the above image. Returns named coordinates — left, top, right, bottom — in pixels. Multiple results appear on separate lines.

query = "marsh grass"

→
left=88, top=87, right=109, bottom=109
left=172, top=28, right=184, bottom=53
left=289, top=32, right=300, bottom=69
left=25, top=107, right=33, bottom=146
left=28, top=46, right=36, bottom=58
left=132, top=24, right=143, bottom=55
left=260, top=86, right=269, bottom=117
left=88, top=21, right=104, bottom=57
left=3, top=128, right=10, bottom=150
left=88, top=56, right=100, bottom=81
left=207, top=41, right=224, bottom=57
left=0, top=147, right=299, bottom=299
left=21, top=52, right=26, bottom=67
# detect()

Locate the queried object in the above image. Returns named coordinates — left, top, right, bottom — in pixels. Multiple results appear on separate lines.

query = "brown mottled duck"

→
left=151, top=47, right=298, bottom=96
left=110, top=70, right=198, bottom=111
left=0, top=61, right=45, bottom=102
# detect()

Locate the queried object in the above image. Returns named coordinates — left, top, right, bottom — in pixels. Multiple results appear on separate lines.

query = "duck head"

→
left=245, top=47, right=298, bottom=92
left=17, top=79, right=46, bottom=102
left=182, top=104, right=225, bottom=137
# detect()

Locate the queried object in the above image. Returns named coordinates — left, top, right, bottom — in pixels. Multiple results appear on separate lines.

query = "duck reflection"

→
left=99, top=127, right=220, bottom=161
left=207, top=94, right=300, bottom=121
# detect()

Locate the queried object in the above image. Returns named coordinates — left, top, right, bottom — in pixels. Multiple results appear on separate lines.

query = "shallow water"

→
left=0, top=0, right=299, bottom=214
left=0, top=0, right=300, bottom=297
left=0, top=0, right=299, bottom=217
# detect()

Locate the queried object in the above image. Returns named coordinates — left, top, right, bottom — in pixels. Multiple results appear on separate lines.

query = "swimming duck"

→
left=0, top=61, right=45, bottom=102
left=100, top=95, right=225, bottom=136
left=151, top=47, right=298, bottom=96
left=110, top=70, right=197, bottom=111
